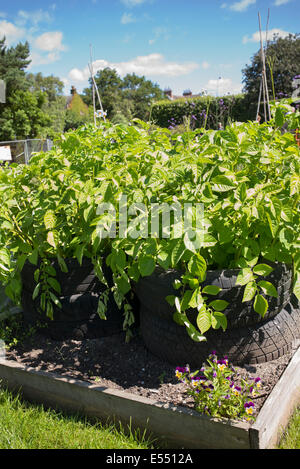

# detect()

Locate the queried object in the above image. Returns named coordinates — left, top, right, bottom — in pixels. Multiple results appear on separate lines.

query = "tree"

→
left=26, top=72, right=67, bottom=137
left=82, top=68, right=164, bottom=122
left=0, top=90, right=51, bottom=140
left=0, top=37, right=51, bottom=140
left=82, top=68, right=123, bottom=117
left=0, top=37, right=31, bottom=97
left=26, top=72, right=64, bottom=102
left=122, top=73, right=164, bottom=120
left=242, top=33, right=300, bottom=119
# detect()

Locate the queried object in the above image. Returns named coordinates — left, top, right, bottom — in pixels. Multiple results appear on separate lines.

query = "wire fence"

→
left=0, top=139, right=53, bottom=164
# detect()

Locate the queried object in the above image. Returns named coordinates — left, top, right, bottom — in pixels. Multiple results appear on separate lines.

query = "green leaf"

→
left=211, top=311, right=227, bottom=331
left=75, top=245, right=85, bottom=266
left=174, top=296, right=181, bottom=313
left=138, top=255, right=155, bottom=277
left=211, top=175, right=236, bottom=192
left=34, top=268, right=40, bottom=283
left=293, top=273, right=300, bottom=300
left=97, top=299, right=107, bottom=320
left=171, top=239, right=185, bottom=267
left=116, top=272, right=131, bottom=295
left=180, top=290, right=193, bottom=311
left=188, top=287, right=203, bottom=309
left=187, top=254, right=207, bottom=281
left=173, top=311, right=187, bottom=326
left=275, top=107, right=284, bottom=128
left=57, top=255, right=68, bottom=273
left=47, top=277, right=62, bottom=294
left=157, top=251, right=170, bottom=269
left=185, top=319, right=207, bottom=342
left=46, top=301, right=54, bottom=320
left=236, top=268, right=254, bottom=286
left=253, top=294, right=268, bottom=317
left=165, top=295, right=175, bottom=306
left=172, top=279, right=182, bottom=290
left=258, top=280, right=278, bottom=298
left=242, top=281, right=257, bottom=302
left=49, top=292, right=62, bottom=309
left=28, top=248, right=38, bottom=265
left=253, top=264, right=273, bottom=276
left=196, top=306, right=212, bottom=334
left=44, top=210, right=56, bottom=230
left=202, top=285, right=222, bottom=296
left=32, top=283, right=40, bottom=300
left=209, top=299, right=229, bottom=312
left=47, top=231, right=57, bottom=249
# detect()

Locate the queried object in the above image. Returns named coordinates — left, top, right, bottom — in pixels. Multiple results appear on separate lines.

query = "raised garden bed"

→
left=1, top=330, right=300, bottom=449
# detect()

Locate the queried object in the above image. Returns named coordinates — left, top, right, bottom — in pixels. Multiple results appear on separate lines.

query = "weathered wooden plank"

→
left=0, top=359, right=251, bottom=449
left=250, top=346, right=300, bottom=449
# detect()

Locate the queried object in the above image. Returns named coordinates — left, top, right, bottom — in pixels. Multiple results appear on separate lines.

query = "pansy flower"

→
left=244, top=401, right=255, bottom=415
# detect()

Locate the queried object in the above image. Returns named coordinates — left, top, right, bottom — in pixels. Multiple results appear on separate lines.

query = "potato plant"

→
left=0, top=105, right=299, bottom=342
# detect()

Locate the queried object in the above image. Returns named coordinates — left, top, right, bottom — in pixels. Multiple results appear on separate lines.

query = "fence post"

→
left=24, top=140, right=29, bottom=164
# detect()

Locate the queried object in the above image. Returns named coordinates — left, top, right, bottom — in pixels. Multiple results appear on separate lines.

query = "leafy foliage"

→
left=0, top=106, right=299, bottom=342
left=151, top=94, right=250, bottom=130
left=242, top=33, right=300, bottom=119
left=0, top=38, right=62, bottom=140
left=82, top=67, right=164, bottom=122
left=175, top=353, right=262, bottom=421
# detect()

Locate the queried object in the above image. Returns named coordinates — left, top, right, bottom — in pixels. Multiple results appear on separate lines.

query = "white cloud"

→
left=273, top=0, right=291, bottom=5
left=229, top=0, right=256, bottom=12
left=243, top=28, right=291, bottom=43
left=121, top=12, right=136, bottom=24
left=29, top=50, right=61, bottom=67
left=69, top=53, right=199, bottom=83
left=16, top=9, right=52, bottom=26
left=0, top=20, right=25, bottom=44
left=148, top=26, right=170, bottom=45
left=201, top=61, right=210, bottom=70
left=34, top=31, right=66, bottom=52
left=120, top=0, right=147, bottom=6
left=205, top=77, right=242, bottom=95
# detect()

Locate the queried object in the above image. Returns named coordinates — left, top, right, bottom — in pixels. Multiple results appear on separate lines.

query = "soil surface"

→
left=5, top=328, right=299, bottom=420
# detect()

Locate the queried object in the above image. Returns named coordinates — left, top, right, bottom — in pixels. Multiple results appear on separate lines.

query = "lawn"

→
left=0, top=387, right=155, bottom=450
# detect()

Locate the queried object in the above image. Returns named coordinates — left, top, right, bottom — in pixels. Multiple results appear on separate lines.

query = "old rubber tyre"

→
left=139, top=295, right=300, bottom=366
left=21, top=257, right=112, bottom=296
left=21, top=288, right=124, bottom=340
left=20, top=257, right=124, bottom=340
left=135, top=263, right=292, bottom=329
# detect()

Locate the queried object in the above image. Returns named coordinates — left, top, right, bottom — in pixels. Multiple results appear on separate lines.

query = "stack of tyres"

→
left=135, top=264, right=300, bottom=366
left=21, top=257, right=124, bottom=340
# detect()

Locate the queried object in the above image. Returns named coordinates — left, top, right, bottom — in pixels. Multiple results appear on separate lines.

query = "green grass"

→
left=0, top=388, right=155, bottom=449
left=277, top=407, right=300, bottom=449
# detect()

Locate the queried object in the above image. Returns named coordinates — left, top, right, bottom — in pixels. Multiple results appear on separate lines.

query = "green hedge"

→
left=151, top=94, right=252, bottom=130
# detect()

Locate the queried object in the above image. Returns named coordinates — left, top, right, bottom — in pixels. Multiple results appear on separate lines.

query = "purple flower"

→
left=244, top=401, right=254, bottom=408
left=293, top=75, right=300, bottom=80
left=191, top=114, right=197, bottom=120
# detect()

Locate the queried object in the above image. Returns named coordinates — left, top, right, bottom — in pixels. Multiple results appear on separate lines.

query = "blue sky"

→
left=0, top=0, right=299, bottom=97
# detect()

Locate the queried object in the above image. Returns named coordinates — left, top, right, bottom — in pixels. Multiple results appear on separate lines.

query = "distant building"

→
left=66, top=86, right=89, bottom=116
left=163, top=87, right=202, bottom=101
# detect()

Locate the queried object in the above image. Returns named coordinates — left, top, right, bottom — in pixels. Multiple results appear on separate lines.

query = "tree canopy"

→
left=82, top=68, right=164, bottom=122
left=242, top=33, right=300, bottom=118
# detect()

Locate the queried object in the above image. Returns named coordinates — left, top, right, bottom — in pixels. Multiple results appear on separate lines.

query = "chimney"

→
left=164, top=88, right=173, bottom=99
left=183, top=89, right=192, bottom=97
left=70, top=86, right=77, bottom=95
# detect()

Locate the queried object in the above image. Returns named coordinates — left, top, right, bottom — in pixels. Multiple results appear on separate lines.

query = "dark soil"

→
left=5, top=328, right=299, bottom=420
